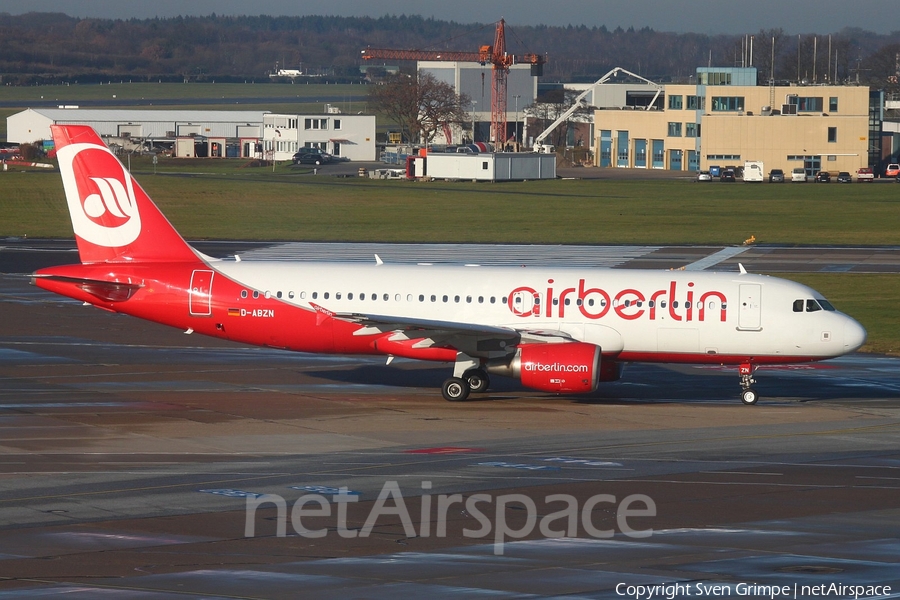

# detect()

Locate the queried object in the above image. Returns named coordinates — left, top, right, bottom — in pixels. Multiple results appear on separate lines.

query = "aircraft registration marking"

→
left=228, top=308, right=276, bottom=318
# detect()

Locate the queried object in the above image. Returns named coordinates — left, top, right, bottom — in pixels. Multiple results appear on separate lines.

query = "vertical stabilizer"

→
left=52, top=125, right=199, bottom=264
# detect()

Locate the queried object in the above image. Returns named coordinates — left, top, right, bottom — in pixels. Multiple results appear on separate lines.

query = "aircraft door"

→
left=738, top=284, right=761, bottom=330
left=189, top=269, right=214, bottom=316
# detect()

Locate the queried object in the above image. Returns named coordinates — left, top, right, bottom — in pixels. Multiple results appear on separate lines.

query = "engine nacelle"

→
left=487, top=342, right=602, bottom=394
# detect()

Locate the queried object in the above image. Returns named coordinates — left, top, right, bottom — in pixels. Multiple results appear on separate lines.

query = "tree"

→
left=367, top=72, right=470, bottom=144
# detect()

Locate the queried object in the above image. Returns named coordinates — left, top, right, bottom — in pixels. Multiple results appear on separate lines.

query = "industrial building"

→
left=262, top=111, right=376, bottom=161
left=591, top=67, right=881, bottom=175
left=7, top=109, right=268, bottom=158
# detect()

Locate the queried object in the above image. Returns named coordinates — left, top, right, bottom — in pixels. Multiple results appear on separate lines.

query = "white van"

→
left=743, top=161, right=764, bottom=182
left=791, top=167, right=807, bottom=182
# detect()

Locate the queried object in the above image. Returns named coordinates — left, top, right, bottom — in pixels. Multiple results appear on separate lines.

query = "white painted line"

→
left=683, top=245, right=752, bottom=271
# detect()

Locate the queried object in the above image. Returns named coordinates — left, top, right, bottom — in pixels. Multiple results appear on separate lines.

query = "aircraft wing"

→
left=334, top=311, right=562, bottom=358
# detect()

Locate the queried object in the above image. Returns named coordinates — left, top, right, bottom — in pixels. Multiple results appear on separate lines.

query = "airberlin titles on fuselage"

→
left=507, top=279, right=728, bottom=322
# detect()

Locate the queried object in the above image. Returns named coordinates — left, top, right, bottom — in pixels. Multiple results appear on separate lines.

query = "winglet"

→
left=375, top=254, right=384, bottom=266
left=738, top=263, right=748, bottom=275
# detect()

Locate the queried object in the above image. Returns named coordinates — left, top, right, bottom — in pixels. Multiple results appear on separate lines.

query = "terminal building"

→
left=592, top=67, right=882, bottom=176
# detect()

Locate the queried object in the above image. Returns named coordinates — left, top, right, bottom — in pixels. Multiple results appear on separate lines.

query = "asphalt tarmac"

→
left=1, top=243, right=899, bottom=599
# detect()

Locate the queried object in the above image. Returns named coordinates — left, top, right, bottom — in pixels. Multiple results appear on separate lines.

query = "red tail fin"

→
left=52, top=125, right=198, bottom=264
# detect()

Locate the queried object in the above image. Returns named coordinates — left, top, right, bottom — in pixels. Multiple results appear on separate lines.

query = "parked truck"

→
left=743, top=160, right=764, bottom=182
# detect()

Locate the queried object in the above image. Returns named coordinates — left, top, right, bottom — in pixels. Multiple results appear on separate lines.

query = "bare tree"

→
left=368, top=72, right=470, bottom=144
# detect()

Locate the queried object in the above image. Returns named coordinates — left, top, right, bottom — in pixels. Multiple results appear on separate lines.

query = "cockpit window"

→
left=806, top=299, right=822, bottom=312
left=817, top=298, right=836, bottom=311
left=793, top=299, right=804, bottom=312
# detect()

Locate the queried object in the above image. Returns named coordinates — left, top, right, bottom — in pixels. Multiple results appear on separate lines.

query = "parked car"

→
left=815, top=171, right=831, bottom=183
left=697, top=170, right=712, bottom=182
left=768, top=168, right=785, bottom=183
left=292, top=148, right=332, bottom=165
left=857, top=167, right=874, bottom=182
left=720, top=169, right=736, bottom=182
left=791, top=167, right=807, bottom=182
left=836, top=171, right=852, bottom=183
left=885, top=163, right=900, bottom=177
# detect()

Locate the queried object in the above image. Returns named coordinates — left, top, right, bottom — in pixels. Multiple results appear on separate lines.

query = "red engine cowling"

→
left=514, top=342, right=601, bottom=394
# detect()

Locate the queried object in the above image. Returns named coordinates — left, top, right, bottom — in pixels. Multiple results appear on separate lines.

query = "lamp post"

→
left=513, top=94, right=521, bottom=151
left=471, top=101, right=477, bottom=143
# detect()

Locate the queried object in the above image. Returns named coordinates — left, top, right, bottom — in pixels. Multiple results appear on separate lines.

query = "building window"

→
left=333, top=119, right=342, bottom=130
left=706, top=154, right=741, bottom=161
left=667, top=122, right=682, bottom=137
left=685, top=123, right=699, bottom=137
left=686, top=95, right=703, bottom=110
left=711, top=97, right=745, bottom=112
left=699, top=71, right=732, bottom=85
left=792, top=97, right=823, bottom=112
left=829, top=97, right=838, bottom=112
left=668, top=95, right=683, bottom=110
left=828, top=127, right=837, bottom=143
left=304, top=118, right=328, bottom=130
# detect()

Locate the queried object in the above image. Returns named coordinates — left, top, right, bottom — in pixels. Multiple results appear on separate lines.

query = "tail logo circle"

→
left=56, top=143, right=142, bottom=248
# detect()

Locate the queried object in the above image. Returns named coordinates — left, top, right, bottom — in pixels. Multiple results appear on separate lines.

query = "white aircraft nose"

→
left=843, top=317, right=867, bottom=352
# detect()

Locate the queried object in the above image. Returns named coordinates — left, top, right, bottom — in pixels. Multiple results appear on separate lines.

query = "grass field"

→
left=0, top=82, right=369, bottom=103
left=3, top=161, right=899, bottom=245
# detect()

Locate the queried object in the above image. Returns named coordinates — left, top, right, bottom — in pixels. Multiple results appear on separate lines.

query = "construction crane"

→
left=361, top=19, right=547, bottom=147
left=532, top=67, right=663, bottom=153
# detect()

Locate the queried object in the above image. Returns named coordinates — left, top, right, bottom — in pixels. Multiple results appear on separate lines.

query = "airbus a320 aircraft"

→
left=34, top=125, right=867, bottom=404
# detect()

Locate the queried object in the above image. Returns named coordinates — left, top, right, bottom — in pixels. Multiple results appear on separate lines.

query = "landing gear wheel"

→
left=740, top=388, right=760, bottom=405
left=442, top=377, right=470, bottom=402
left=463, top=369, right=490, bottom=394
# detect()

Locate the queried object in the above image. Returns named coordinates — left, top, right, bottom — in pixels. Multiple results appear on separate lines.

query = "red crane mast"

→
left=361, top=19, right=546, bottom=147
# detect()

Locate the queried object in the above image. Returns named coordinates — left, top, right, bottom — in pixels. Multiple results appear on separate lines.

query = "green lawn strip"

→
left=0, top=82, right=369, bottom=103
left=4, top=174, right=900, bottom=244
left=776, top=273, right=900, bottom=356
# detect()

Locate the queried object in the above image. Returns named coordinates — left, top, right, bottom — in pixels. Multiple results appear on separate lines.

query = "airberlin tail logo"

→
left=56, top=142, right=142, bottom=248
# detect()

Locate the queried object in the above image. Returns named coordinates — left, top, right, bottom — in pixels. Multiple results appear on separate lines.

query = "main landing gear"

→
left=739, top=362, right=759, bottom=405
left=442, top=354, right=491, bottom=401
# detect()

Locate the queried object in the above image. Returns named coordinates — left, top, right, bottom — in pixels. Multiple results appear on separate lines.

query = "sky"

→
left=1, top=0, right=897, bottom=35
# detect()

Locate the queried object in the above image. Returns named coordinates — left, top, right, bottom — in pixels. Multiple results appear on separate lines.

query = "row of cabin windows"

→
left=238, top=289, right=724, bottom=310
left=793, top=298, right=836, bottom=313
left=241, top=289, right=506, bottom=304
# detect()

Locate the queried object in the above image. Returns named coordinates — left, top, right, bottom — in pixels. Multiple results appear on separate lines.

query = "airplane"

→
left=33, top=125, right=867, bottom=405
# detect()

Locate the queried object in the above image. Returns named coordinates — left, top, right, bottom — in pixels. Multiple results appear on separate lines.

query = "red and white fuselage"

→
left=33, top=125, right=866, bottom=404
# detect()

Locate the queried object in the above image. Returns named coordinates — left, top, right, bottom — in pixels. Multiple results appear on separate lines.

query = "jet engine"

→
left=486, top=342, right=609, bottom=393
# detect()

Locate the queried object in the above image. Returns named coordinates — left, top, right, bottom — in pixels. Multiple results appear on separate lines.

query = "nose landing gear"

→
left=739, top=362, right=759, bottom=405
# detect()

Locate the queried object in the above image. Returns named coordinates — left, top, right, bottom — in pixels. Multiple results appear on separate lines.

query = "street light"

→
left=471, top=101, right=477, bottom=143
left=513, top=94, right=521, bottom=151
